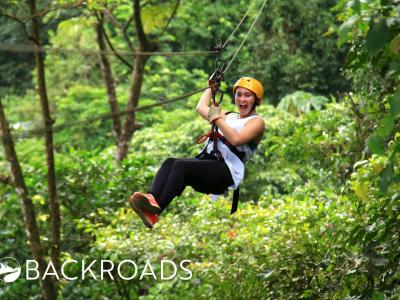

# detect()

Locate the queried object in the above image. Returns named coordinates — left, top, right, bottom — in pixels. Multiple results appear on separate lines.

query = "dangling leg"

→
left=149, top=157, right=177, bottom=200
left=156, top=158, right=234, bottom=213
left=129, top=157, right=177, bottom=228
left=129, top=157, right=234, bottom=227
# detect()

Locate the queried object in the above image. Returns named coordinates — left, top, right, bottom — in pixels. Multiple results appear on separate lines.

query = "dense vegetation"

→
left=0, top=0, right=399, bottom=299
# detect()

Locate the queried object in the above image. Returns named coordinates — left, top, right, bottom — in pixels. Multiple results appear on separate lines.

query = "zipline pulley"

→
left=208, top=42, right=226, bottom=107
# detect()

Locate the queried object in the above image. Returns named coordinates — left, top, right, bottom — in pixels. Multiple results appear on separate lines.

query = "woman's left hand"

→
left=217, top=111, right=226, bottom=122
left=208, top=106, right=225, bottom=123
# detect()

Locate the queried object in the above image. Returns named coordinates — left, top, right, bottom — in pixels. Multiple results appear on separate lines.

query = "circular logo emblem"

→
left=0, top=257, right=21, bottom=283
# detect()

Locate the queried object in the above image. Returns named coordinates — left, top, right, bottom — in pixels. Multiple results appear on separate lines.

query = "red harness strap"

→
left=195, top=131, right=223, bottom=144
left=196, top=130, right=245, bottom=162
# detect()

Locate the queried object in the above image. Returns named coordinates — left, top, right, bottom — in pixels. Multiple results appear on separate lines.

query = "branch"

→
left=346, top=93, right=364, bottom=120
left=159, top=0, right=180, bottom=37
left=0, top=1, right=83, bottom=23
left=102, top=7, right=123, bottom=29
left=122, top=16, right=135, bottom=52
left=0, top=1, right=83, bottom=42
left=133, top=0, right=150, bottom=49
left=140, top=1, right=151, bottom=9
left=0, top=7, right=24, bottom=23
left=22, top=0, right=84, bottom=22
left=101, top=8, right=135, bottom=52
left=94, top=12, right=133, bottom=70
left=0, top=8, right=34, bottom=42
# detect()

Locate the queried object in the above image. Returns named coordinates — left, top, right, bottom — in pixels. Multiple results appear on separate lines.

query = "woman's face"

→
left=235, top=87, right=256, bottom=116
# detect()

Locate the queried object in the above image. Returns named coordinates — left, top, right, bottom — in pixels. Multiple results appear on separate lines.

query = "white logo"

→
left=0, top=257, right=21, bottom=283
left=0, top=258, right=192, bottom=282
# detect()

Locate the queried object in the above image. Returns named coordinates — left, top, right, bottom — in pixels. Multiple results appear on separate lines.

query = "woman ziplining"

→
left=127, top=0, right=268, bottom=228
left=128, top=76, right=265, bottom=228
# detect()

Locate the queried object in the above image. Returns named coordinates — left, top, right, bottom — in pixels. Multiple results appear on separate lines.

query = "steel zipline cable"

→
left=2, top=0, right=267, bottom=140
left=224, top=0, right=267, bottom=73
left=0, top=1, right=257, bottom=58
left=0, top=43, right=219, bottom=57
left=221, top=0, right=257, bottom=49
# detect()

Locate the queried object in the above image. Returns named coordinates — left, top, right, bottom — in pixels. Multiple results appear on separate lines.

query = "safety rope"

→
left=0, top=43, right=219, bottom=57
left=224, top=0, right=268, bottom=73
left=1, top=0, right=267, bottom=140
left=222, top=0, right=257, bottom=49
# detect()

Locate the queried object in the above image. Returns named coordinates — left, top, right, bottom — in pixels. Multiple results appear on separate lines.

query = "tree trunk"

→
left=116, top=54, right=148, bottom=161
left=116, top=0, right=157, bottom=161
left=28, top=0, right=61, bottom=279
left=95, top=20, right=122, bottom=146
left=0, top=99, right=57, bottom=300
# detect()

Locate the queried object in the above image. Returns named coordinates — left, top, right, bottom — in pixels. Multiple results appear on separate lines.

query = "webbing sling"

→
left=231, top=187, right=240, bottom=214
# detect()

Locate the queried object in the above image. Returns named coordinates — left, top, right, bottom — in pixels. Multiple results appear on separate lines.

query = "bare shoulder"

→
left=242, top=116, right=265, bottom=143
left=247, top=116, right=265, bottom=130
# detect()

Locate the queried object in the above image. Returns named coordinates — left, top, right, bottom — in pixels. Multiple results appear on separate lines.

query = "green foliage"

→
left=2, top=98, right=400, bottom=299
left=236, top=0, right=350, bottom=104
left=345, top=153, right=400, bottom=297
left=141, top=2, right=178, bottom=34
left=335, top=0, right=400, bottom=192
left=56, top=103, right=397, bottom=299
left=140, top=0, right=350, bottom=103
left=1, top=1, right=400, bottom=299
left=0, top=17, right=34, bottom=96
left=45, top=17, right=102, bottom=96
left=277, top=91, right=329, bottom=116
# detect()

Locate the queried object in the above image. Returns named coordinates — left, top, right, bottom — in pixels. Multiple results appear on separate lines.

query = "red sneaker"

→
left=142, top=211, right=158, bottom=229
left=130, top=192, right=161, bottom=213
left=128, top=193, right=160, bottom=228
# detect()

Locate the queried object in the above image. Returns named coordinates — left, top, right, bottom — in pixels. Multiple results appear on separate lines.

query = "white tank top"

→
left=205, top=113, right=262, bottom=189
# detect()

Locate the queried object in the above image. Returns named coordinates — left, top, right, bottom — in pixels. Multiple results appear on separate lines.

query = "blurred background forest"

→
left=0, top=0, right=399, bottom=299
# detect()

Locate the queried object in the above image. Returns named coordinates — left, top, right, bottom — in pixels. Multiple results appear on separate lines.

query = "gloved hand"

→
left=208, top=105, right=224, bottom=123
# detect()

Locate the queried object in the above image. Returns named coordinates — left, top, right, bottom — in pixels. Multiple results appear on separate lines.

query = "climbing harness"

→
left=195, top=43, right=246, bottom=214
left=195, top=109, right=245, bottom=214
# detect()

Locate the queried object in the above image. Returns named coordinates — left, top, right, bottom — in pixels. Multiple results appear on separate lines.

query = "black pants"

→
left=149, top=158, right=234, bottom=213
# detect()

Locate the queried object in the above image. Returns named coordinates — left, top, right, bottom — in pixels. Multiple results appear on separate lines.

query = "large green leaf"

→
left=389, top=89, right=400, bottom=118
left=378, top=162, right=394, bottom=193
left=352, top=0, right=361, bottom=14
left=142, top=3, right=176, bottom=33
left=372, top=291, right=385, bottom=300
left=277, top=91, right=329, bottom=116
left=377, top=114, right=395, bottom=137
left=337, top=15, right=359, bottom=47
left=366, top=19, right=391, bottom=55
left=368, top=135, right=385, bottom=155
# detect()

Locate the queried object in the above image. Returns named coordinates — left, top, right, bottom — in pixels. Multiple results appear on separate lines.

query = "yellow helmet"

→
left=233, top=77, right=264, bottom=104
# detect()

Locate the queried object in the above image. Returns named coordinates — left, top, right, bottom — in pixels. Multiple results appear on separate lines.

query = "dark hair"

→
left=251, top=101, right=258, bottom=111
left=252, top=93, right=260, bottom=110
